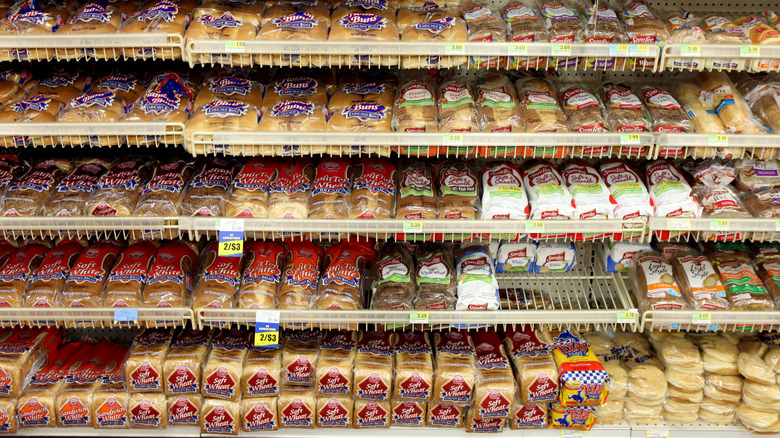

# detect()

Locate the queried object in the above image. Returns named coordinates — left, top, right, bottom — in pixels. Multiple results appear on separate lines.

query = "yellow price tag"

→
left=225, top=40, right=246, bottom=52
left=621, top=133, right=641, bottom=144
left=709, top=134, right=728, bottom=145
left=681, top=44, right=701, bottom=56
left=410, top=312, right=429, bottom=323
left=525, top=221, right=545, bottom=232
left=219, top=239, right=243, bottom=256
left=637, top=44, right=649, bottom=52
left=692, top=311, right=712, bottom=323
left=403, top=221, right=423, bottom=234
left=496, top=186, right=522, bottom=192
left=617, top=309, right=638, bottom=323
left=442, top=133, right=463, bottom=145
left=508, top=43, right=528, bottom=55
left=741, top=45, right=760, bottom=57
left=710, top=219, right=730, bottom=231
left=254, top=331, right=279, bottom=347
left=552, top=43, right=572, bottom=56
left=445, top=43, right=465, bottom=54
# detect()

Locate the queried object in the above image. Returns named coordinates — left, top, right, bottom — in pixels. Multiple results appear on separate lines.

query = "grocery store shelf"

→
left=0, top=307, right=195, bottom=328
left=661, top=43, right=780, bottom=72
left=640, top=309, right=780, bottom=332
left=647, top=217, right=779, bottom=242
left=0, top=122, right=185, bottom=148
left=185, top=40, right=660, bottom=70
left=628, top=422, right=758, bottom=438
left=0, top=32, right=184, bottom=61
left=654, top=133, right=780, bottom=159
left=16, top=426, right=198, bottom=437
left=0, top=216, right=177, bottom=240
left=199, top=244, right=639, bottom=331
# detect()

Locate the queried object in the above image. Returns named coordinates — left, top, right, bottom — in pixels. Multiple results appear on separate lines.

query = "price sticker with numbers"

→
left=410, top=312, right=429, bottom=324
left=113, top=308, right=138, bottom=324
left=710, top=219, right=730, bottom=231
left=525, top=221, right=545, bottom=233
left=740, top=45, right=760, bottom=57
left=508, top=43, right=528, bottom=56
left=620, top=133, right=641, bottom=145
left=708, top=134, right=728, bottom=146
left=551, top=43, right=572, bottom=56
left=776, top=219, right=780, bottom=232
left=609, top=43, right=629, bottom=56
left=680, top=44, right=701, bottom=56
left=617, top=309, right=638, bottom=323
left=442, top=133, right=463, bottom=145
left=217, top=218, right=244, bottom=256
left=630, top=44, right=651, bottom=56
left=445, top=42, right=465, bottom=54
left=403, top=221, right=423, bottom=234
left=692, top=311, right=712, bottom=324
left=667, top=218, right=691, bottom=231
left=225, top=40, right=246, bottom=52
left=254, top=310, right=280, bottom=347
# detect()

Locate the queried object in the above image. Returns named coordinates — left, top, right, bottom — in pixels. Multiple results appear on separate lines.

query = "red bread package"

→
left=180, top=157, right=242, bottom=217
left=144, top=241, right=198, bottom=307
left=316, top=241, right=376, bottom=310
left=350, top=158, right=396, bottom=219
left=278, top=240, right=323, bottom=310
left=268, top=158, right=314, bottom=220
left=239, top=240, right=285, bottom=309
left=193, top=242, right=244, bottom=313
left=103, top=240, right=158, bottom=307
left=226, top=157, right=277, bottom=218
left=25, top=239, right=85, bottom=307
left=310, top=157, right=352, bottom=220
left=0, top=242, right=49, bottom=307
left=61, top=240, right=122, bottom=308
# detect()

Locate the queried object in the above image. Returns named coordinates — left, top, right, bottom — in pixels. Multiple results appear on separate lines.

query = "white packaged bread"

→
left=329, top=6, right=400, bottom=66
left=2, top=158, right=72, bottom=216
left=226, top=157, right=276, bottom=218
left=144, top=240, right=198, bottom=307
left=0, top=242, right=48, bottom=307
left=354, top=400, right=391, bottom=428
left=632, top=250, right=689, bottom=310
left=562, top=160, right=617, bottom=221
left=44, top=158, right=111, bottom=217
left=241, top=397, right=278, bottom=432
left=391, top=400, right=427, bottom=426
left=350, top=157, right=396, bottom=219
left=521, top=160, right=574, bottom=220
left=269, top=158, right=314, bottom=220
left=433, top=330, right=476, bottom=405
left=242, top=347, right=282, bottom=398
left=24, top=239, right=84, bottom=308
left=133, top=159, right=196, bottom=216
left=436, top=159, right=479, bottom=220
left=309, top=157, right=352, bottom=220
left=278, top=240, right=322, bottom=311
left=238, top=240, right=284, bottom=309
left=86, top=157, right=154, bottom=216
left=60, top=240, right=122, bottom=309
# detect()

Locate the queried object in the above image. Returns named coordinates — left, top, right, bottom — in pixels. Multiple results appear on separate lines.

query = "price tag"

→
left=646, top=431, right=669, bottom=438
left=561, top=430, right=583, bottom=438
left=442, top=133, right=463, bottom=145
left=630, top=44, right=651, bottom=56
left=225, top=40, right=246, bottom=53
left=710, top=219, right=730, bottom=231
left=775, top=219, right=780, bottom=232
left=740, top=45, right=760, bottom=57
left=620, top=133, right=641, bottom=145
left=217, top=218, right=244, bottom=257
left=445, top=42, right=465, bottom=55
left=609, top=43, right=630, bottom=56
left=403, top=221, right=423, bottom=234
left=680, top=44, right=701, bottom=56
left=708, top=134, right=728, bottom=146
left=254, top=310, right=280, bottom=348
left=551, top=43, right=572, bottom=56
left=410, top=312, right=429, bottom=324
left=617, top=309, right=638, bottom=323
left=113, top=308, right=138, bottom=324
left=692, top=311, right=712, bottom=324
left=508, top=43, right=528, bottom=56
left=667, top=218, right=691, bottom=231
left=525, top=221, right=545, bottom=233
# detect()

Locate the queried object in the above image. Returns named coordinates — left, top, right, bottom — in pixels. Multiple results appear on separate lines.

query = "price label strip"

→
left=403, top=221, right=423, bottom=234
left=709, top=134, right=728, bottom=147
left=445, top=42, right=465, bottom=55
left=620, top=133, right=641, bottom=145
left=692, top=311, right=712, bottom=324
left=629, top=44, right=651, bottom=56
left=646, top=430, right=669, bottom=438
left=410, top=312, right=429, bottom=324
left=507, top=43, right=528, bottom=56
left=254, top=310, right=280, bottom=348
left=551, top=43, right=572, bottom=56
left=561, top=430, right=583, bottom=438
left=740, top=45, right=760, bottom=57
left=217, top=218, right=244, bottom=257
left=616, top=309, right=638, bottom=324
left=667, top=218, right=691, bottom=231
left=113, top=308, right=138, bottom=325
left=710, top=219, right=730, bottom=231
left=225, top=40, right=246, bottom=53
left=680, top=44, right=701, bottom=56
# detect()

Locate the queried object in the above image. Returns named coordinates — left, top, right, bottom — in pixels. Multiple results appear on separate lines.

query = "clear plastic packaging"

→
left=144, top=240, right=198, bottom=308
left=371, top=243, right=416, bottom=310
left=392, top=76, right=438, bottom=132
left=186, top=4, right=259, bottom=65
left=43, top=158, right=111, bottom=217
left=239, top=240, right=284, bottom=309
left=515, top=78, right=567, bottom=133
left=700, top=13, right=750, bottom=43
left=350, top=157, right=396, bottom=219
left=710, top=249, right=776, bottom=310
left=504, top=0, right=548, bottom=69
left=644, top=159, right=701, bottom=218
left=0, top=0, right=63, bottom=61
left=61, top=240, right=122, bottom=308
left=91, top=71, right=143, bottom=105
left=310, top=157, right=352, bottom=220
left=401, top=14, right=468, bottom=69
left=438, top=79, right=479, bottom=132
left=124, top=74, right=195, bottom=145
left=562, top=160, right=617, bottom=220
left=86, top=156, right=154, bottom=216
left=226, top=157, right=276, bottom=218
left=193, top=242, right=244, bottom=313
left=180, top=157, right=241, bottom=217
left=735, top=15, right=780, bottom=44
left=436, top=159, right=479, bottom=219
left=316, top=241, right=375, bottom=310
left=1, top=158, right=73, bottom=216
left=600, top=83, right=651, bottom=133
left=196, top=70, right=263, bottom=110
left=121, top=0, right=192, bottom=59
left=559, top=85, right=608, bottom=132
left=638, top=85, right=694, bottom=133
left=540, top=0, right=584, bottom=42
left=581, top=1, right=628, bottom=70
left=674, top=80, right=727, bottom=133
left=256, top=2, right=328, bottom=66
left=185, top=99, right=260, bottom=137
left=662, top=10, right=706, bottom=43
left=55, top=1, right=125, bottom=60
left=133, top=159, right=196, bottom=217
left=396, top=159, right=437, bottom=219
left=455, top=245, right=500, bottom=310
left=0, top=242, right=48, bottom=307
left=698, top=71, right=769, bottom=134
left=328, top=10, right=400, bottom=66
left=278, top=240, right=323, bottom=310
left=598, top=159, right=652, bottom=221
left=617, top=0, right=669, bottom=45
left=23, top=239, right=85, bottom=308
left=414, top=243, right=457, bottom=310
left=258, top=98, right=328, bottom=132
left=461, top=0, right=507, bottom=68
left=328, top=80, right=394, bottom=132
left=268, top=158, right=314, bottom=219
left=57, top=91, right=126, bottom=146
left=475, top=73, right=523, bottom=132
left=631, top=250, right=689, bottom=310
left=103, top=240, right=157, bottom=307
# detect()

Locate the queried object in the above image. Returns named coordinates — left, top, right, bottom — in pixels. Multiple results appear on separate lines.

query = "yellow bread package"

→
left=549, top=401, right=597, bottom=430
left=547, top=329, right=609, bottom=407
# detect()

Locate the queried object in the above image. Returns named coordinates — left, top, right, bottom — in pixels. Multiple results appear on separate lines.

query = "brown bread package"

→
left=144, top=240, right=198, bottom=308
left=181, top=157, right=241, bottom=217
left=396, top=159, right=437, bottom=219
left=391, top=400, right=427, bottom=426
left=372, top=243, right=416, bottom=310
left=0, top=242, right=49, bottom=307
left=516, top=78, right=567, bottom=133
left=436, top=159, right=479, bottom=219
left=354, top=331, right=395, bottom=401
left=129, top=393, right=167, bottom=429
left=433, top=330, right=476, bottom=405
left=24, top=239, right=85, bottom=307
left=103, top=240, right=157, bottom=308
left=631, top=251, right=689, bottom=310
left=86, top=157, right=154, bottom=216
left=283, top=330, right=321, bottom=386
left=133, top=159, right=196, bottom=216
left=241, top=397, right=278, bottom=432
left=43, top=158, right=111, bottom=216
left=202, top=329, right=252, bottom=401
left=239, top=240, right=284, bottom=309
left=354, top=400, right=391, bottom=428
left=226, top=157, right=276, bottom=218
left=472, top=329, right=515, bottom=419
left=414, top=243, right=457, bottom=310
left=278, top=387, right=316, bottom=427
left=243, top=347, right=282, bottom=398
left=316, top=396, right=354, bottom=427
left=167, top=394, right=203, bottom=426
left=61, top=240, right=122, bottom=308
left=504, top=326, right=559, bottom=405
left=193, top=242, right=244, bottom=313
left=201, top=398, right=240, bottom=435
left=476, top=73, right=524, bottom=132
left=2, top=158, right=73, bottom=216
left=126, top=328, right=174, bottom=393
left=427, top=402, right=465, bottom=427
left=669, top=251, right=730, bottom=310
left=350, top=157, right=396, bottom=219
left=710, top=247, right=776, bottom=310
left=164, top=328, right=212, bottom=396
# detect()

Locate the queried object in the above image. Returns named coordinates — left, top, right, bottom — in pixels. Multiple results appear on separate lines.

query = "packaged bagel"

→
left=436, top=159, right=479, bottom=220
left=44, top=158, right=111, bottom=217
left=475, top=73, right=524, bottom=132
left=133, top=159, right=196, bottom=217
left=600, top=83, right=651, bottom=132
left=2, top=158, right=72, bottom=216
left=504, top=0, right=548, bottom=69
left=559, top=85, right=608, bottom=132
left=515, top=77, right=567, bottom=133
left=86, top=157, right=154, bottom=216
left=144, top=240, right=197, bottom=308
left=350, top=158, right=396, bottom=219
left=0, top=242, right=48, bottom=307
left=238, top=240, right=284, bottom=309
left=193, top=242, right=244, bottom=314
left=632, top=250, right=689, bottom=310
left=103, top=240, right=157, bottom=308
left=480, top=161, right=529, bottom=220
left=521, top=160, right=575, bottom=220
left=414, top=243, right=457, bottom=310
left=60, top=240, right=121, bottom=308
left=401, top=13, right=468, bottom=69
left=278, top=240, right=323, bottom=311
left=24, top=239, right=85, bottom=308
left=438, top=79, right=479, bottom=132
left=269, top=158, right=314, bottom=220
left=396, top=159, right=437, bottom=220
left=392, top=76, right=438, bottom=132
left=638, top=85, right=694, bottom=133
left=316, top=241, right=375, bottom=311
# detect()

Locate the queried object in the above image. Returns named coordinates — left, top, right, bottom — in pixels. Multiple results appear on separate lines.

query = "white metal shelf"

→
left=640, top=309, right=780, bottom=332
left=654, top=133, right=780, bottom=159
left=647, top=217, right=780, bottom=242
left=0, top=307, right=195, bottom=329
left=15, top=426, right=198, bottom=437
left=0, top=122, right=185, bottom=148
left=0, top=32, right=184, bottom=61
left=661, top=43, right=780, bottom=72
left=0, top=216, right=177, bottom=240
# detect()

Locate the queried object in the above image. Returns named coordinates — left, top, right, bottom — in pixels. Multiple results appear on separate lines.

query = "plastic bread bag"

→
left=262, top=75, right=328, bottom=110
left=454, top=245, right=499, bottom=310
left=43, top=158, right=112, bottom=217
left=85, top=157, right=154, bottom=216
left=256, top=3, right=328, bottom=48
left=186, top=6, right=258, bottom=65
left=268, top=158, right=314, bottom=219
left=392, top=76, right=438, bottom=132
left=436, top=159, right=480, bottom=219
left=475, top=73, right=524, bottom=132
left=316, top=240, right=375, bottom=311
left=60, top=240, right=123, bottom=308
left=734, top=158, right=780, bottom=192
left=259, top=98, right=329, bottom=132
left=195, top=70, right=263, bottom=110
left=401, top=15, right=468, bottom=69
left=2, top=158, right=73, bottom=216
left=133, top=159, right=196, bottom=216
left=561, top=160, right=618, bottom=220
left=644, top=159, right=702, bottom=218
left=180, top=157, right=241, bottom=217
left=598, top=159, right=652, bottom=221
left=744, top=187, right=780, bottom=218
left=184, top=99, right=260, bottom=142
left=698, top=71, right=769, bottom=134
left=504, top=0, right=547, bottom=42
left=278, top=240, right=323, bottom=310
left=309, top=157, right=352, bottom=220
left=438, top=79, right=479, bottom=133
left=602, top=241, right=651, bottom=273
left=638, top=85, right=694, bottom=133
left=540, top=0, right=584, bottom=43
left=144, top=240, right=198, bottom=308
left=632, top=250, right=689, bottom=311
left=0, top=0, right=63, bottom=61
left=371, top=242, right=416, bottom=310
left=710, top=249, right=776, bottom=310
left=580, top=0, right=629, bottom=70
left=667, top=249, right=730, bottom=310
left=673, top=80, right=727, bottom=133
left=328, top=80, right=394, bottom=133
left=237, top=240, right=284, bottom=309
left=0, top=242, right=48, bottom=307
left=559, top=85, right=608, bottom=132
left=396, top=159, right=437, bottom=220
left=398, top=3, right=458, bottom=32
left=103, top=240, right=157, bottom=307
left=124, top=73, right=196, bottom=139
left=57, top=91, right=126, bottom=146
left=480, top=161, right=529, bottom=220
left=735, top=15, right=780, bottom=44
left=193, top=242, right=244, bottom=314
left=733, top=74, right=780, bottom=134
left=90, top=71, right=143, bottom=105
left=616, top=0, right=669, bottom=44
left=515, top=77, right=567, bottom=133
left=55, top=1, right=125, bottom=60
left=262, top=0, right=330, bottom=27
left=700, top=13, right=750, bottom=43
left=460, top=0, right=506, bottom=41
left=328, top=10, right=400, bottom=67
left=226, top=157, right=276, bottom=218
left=414, top=243, right=457, bottom=310
left=350, top=157, right=396, bottom=219
left=662, top=10, right=706, bottom=43
left=521, top=160, right=575, bottom=220
left=23, top=239, right=85, bottom=308
left=120, top=0, right=191, bottom=59
left=0, top=154, right=25, bottom=201
left=600, top=83, right=651, bottom=133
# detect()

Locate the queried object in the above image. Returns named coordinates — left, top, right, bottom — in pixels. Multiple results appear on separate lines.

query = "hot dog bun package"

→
left=547, top=329, right=609, bottom=408
left=329, top=0, right=400, bottom=66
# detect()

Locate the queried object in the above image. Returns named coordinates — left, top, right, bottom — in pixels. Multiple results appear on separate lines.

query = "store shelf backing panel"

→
left=198, top=244, right=639, bottom=332
left=0, top=33, right=184, bottom=62
left=0, top=307, right=195, bottom=329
